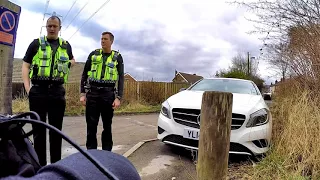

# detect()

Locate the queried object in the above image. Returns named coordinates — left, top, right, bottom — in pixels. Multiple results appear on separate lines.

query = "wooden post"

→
left=137, top=82, right=140, bottom=102
left=0, top=0, right=21, bottom=115
left=197, top=91, right=233, bottom=180
left=164, top=82, right=167, bottom=99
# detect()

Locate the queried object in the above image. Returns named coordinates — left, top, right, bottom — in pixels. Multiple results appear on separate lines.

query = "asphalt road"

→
left=60, top=113, right=159, bottom=156
left=23, top=113, right=159, bottom=161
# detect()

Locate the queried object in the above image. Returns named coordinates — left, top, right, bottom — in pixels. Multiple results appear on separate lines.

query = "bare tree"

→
left=229, top=51, right=259, bottom=77
left=230, top=0, right=320, bottom=87
left=261, top=43, right=290, bottom=79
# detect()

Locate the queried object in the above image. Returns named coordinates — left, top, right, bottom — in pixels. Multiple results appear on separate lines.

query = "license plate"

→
left=183, top=128, right=199, bottom=140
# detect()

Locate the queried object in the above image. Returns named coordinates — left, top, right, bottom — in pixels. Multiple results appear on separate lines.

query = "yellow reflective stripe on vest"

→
left=39, top=36, right=51, bottom=77
left=112, top=52, right=119, bottom=80
left=56, top=38, right=69, bottom=77
left=56, top=38, right=70, bottom=82
left=89, top=49, right=119, bottom=81
left=91, top=54, right=101, bottom=79
left=55, top=50, right=69, bottom=77
left=104, top=51, right=118, bottom=81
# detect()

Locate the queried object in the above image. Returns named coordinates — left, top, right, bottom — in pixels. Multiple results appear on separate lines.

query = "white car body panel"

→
left=157, top=78, right=272, bottom=156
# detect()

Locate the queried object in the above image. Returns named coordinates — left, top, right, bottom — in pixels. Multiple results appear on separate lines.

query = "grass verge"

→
left=242, top=86, right=320, bottom=179
left=12, top=97, right=161, bottom=116
left=114, top=102, right=161, bottom=115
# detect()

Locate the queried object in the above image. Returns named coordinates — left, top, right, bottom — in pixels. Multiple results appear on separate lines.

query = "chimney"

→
left=175, top=69, right=177, bottom=75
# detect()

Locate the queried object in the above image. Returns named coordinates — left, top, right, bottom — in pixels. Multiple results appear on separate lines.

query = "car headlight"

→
left=160, top=101, right=171, bottom=119
left=246, top=108, right=269, bottom=127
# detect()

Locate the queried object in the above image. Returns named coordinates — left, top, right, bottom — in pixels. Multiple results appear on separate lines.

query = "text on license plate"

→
left=183, top=128, right=199, bottom=140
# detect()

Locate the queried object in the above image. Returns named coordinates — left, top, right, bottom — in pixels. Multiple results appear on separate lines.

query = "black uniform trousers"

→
left=28, top=84, right=66, bottom=166
left=85, top=87, right=115, bottom=151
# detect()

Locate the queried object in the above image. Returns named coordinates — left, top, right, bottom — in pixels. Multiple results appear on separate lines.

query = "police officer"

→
left=80, top=31, right=124, bottom=151
left=21, top=15, right=75, bottom=166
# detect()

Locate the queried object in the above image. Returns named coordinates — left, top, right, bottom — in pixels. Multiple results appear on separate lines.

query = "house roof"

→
left=176, top=72, right=203, bottom=84
left=124, top=73, right=137, bottom=81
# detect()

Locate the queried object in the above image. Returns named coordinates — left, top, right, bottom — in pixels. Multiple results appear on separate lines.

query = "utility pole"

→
left=39, top=0, right=49, bottom=36
left=247, top=52, right=250, bottom=77
left=0, top=0, right=21, bottom=115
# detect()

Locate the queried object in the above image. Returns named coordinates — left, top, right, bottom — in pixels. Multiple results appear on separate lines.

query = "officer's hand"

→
left=70, top=59, right=76, bottom=67
left=112, top=98, right=120, bottom=109
left=80, top=96, right=86, bottom=106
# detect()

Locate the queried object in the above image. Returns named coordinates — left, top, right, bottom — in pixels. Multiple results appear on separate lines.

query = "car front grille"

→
left=171, top=108, right=246, bottom=130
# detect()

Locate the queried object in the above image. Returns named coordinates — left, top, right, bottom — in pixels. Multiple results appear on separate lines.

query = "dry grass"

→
left=242, top=83, right=320, bottom=179
left=115, top=99, right=161, bottom=114
left=12, top=96, right=160, bottom=116
left=12, top=96, right=29, bottom=113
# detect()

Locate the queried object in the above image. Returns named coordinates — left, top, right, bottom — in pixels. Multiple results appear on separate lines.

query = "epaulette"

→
left=93, top=49, right=102, bottom=55
left=39, top=36, right=49, bottom=51
left=60, top=38, right=68, bottom=49
left=112, top=50, right=120, bottom=61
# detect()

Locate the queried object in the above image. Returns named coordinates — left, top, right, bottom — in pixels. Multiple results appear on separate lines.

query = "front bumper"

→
left=157, top=113, right=272, bottom=156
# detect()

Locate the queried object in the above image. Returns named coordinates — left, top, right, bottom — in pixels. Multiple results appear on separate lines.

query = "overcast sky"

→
left=9, top=0, right=279, bottom=84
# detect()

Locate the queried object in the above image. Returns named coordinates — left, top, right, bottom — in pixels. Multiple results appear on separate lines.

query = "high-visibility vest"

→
left=87, top=49, right=119, bottom=83
left=29, top=36, right=70, bottom=83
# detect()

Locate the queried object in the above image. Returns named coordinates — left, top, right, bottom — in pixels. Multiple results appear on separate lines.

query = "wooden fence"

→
left=13, top=81, right=190, bottom=105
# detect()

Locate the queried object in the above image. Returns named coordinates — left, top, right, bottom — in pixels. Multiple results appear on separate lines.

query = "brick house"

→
left=124, top=73, right=137, bottom=82
left=172, top=70, right=203, bottom=84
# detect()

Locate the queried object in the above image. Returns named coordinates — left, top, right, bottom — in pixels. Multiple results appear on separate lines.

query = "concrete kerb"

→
left=122, top=138, right=158, bottom=158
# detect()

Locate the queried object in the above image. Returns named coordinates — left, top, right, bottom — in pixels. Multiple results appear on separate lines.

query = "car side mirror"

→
left=179, top=88, right=186, bottom=92
left=263, top=94, right=271, bottom=101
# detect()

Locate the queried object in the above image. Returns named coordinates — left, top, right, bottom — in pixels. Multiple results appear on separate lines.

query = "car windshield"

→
left=188, top=79, right=260, bottom=95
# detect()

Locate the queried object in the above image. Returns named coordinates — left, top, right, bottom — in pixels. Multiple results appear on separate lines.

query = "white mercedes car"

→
left=157, top=77, right=272, bottom=156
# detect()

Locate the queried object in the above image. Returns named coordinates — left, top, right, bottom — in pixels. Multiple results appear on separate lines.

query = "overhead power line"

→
left=68, top=0, right=111, bottom=40
left=62, top=0, right=78, bottom=24
left=64, top=0, right=91, bottom=31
